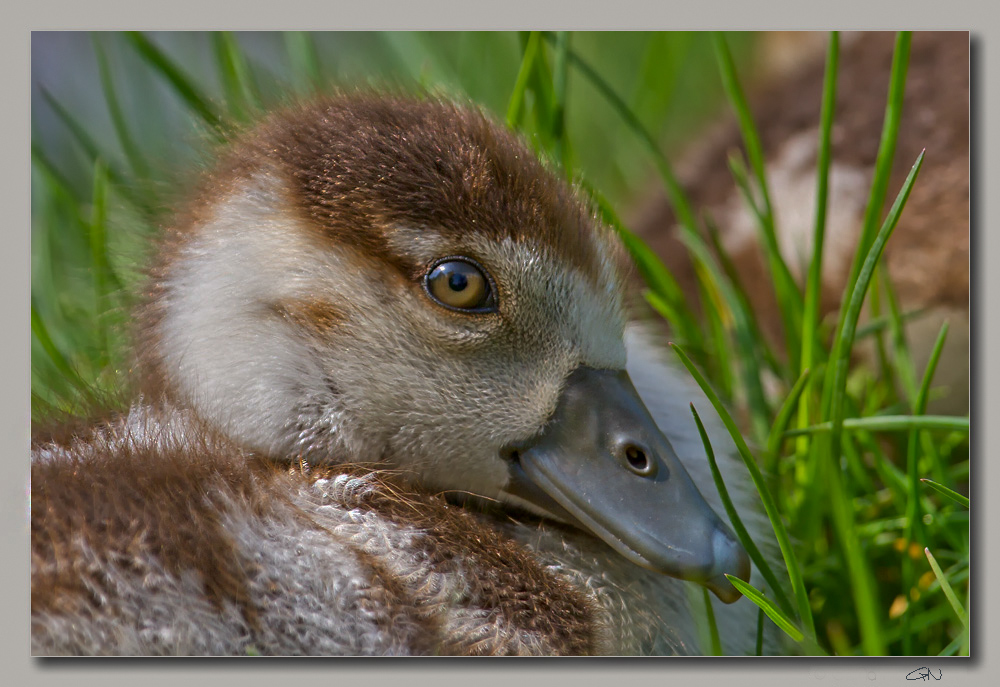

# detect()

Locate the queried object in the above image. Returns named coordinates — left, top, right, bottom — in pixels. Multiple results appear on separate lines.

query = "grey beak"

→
left=503, top=367, right=751, bottom=603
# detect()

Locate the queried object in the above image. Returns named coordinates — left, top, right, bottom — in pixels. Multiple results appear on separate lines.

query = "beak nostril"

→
left=624, top=444, right=656, bottom=477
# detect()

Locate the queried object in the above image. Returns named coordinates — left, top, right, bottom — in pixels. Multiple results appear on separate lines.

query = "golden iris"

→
left=425, top=259, right=493, bottom=311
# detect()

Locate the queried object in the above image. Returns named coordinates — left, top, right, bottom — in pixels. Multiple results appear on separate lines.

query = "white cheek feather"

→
left=159, top=173, right=352, bottom=456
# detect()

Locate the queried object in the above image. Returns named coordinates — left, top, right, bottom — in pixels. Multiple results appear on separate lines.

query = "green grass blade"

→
left=550, top=31, right=570, bottom=170
left=690, top=404, right=794, bottom=616
left=701, top=587, right=723, bottom=656
left=212, top=32, right=262, bottom=122
left=766, top=367, right=813, bottom=463
left=855, top=308, right=927, bottom=339
left=703, top=214, right=783, bottom=378
left=786, top=415, right=968, bottom=436
left=714, top=32, right=802, bottom=368
left=283, top=32, right=323, bottom=93
left=823, top=151, right=925, bottom=455
left=923, top=548, right=968, bottom=630
left=920, top=479, right=969, bottom=509
left=797, top=32, right=839, bottom=461
left=31, top=298, right=90, bottom=395
left=506, top=31, right=543, bottom=128
left=543, top=33, right=699, bottom=235
left=725, top=576, right=804, bottom=643
left=800, top=31, right=839, bottom=379
left=672, top=343, right=813, bottom=636
left=755, top=607, right=764, bottom=656
left=881, top=265, right=919, bottom=402
left=853, top=32, right=912, bottom=277
left=93, top=36, right=152, bottom=181
left=124, top=31, right=227, bottom=140
left=583, top=181, right=703, bottom=355
left=38, top=89, right=149, bottom=215
left=902, top=320, right=950, bottom=651
left=676, top=235, right=772, bottom=442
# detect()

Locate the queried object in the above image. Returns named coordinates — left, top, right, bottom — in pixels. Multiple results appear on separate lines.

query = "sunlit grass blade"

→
left=550, top=31, right=570, bottom=170
left=924, top=548, right=968, bottom=630
left=714, top=32, right=802, bottom=369
left=725, top=576, right=804, bottom=643
left=786, top=415, right=968, bottom=436
left=800, top=31, right=839, bottom=379
left=797, top=32, right=839, bottom=461
left=920, top=479, right=969, bottom=509
left=703, top=214, right=782, bottom=377
left=690, top=404, right=794, bottom=615
left=853, top=32, right=912, bottom=276
left=676, top=235, right=771, bottom=442
left=766, top=366, right=813, bottom=466
left=672, top=343, right=813, bottom=637
left=506, top=31, right=543, bottom=128
left=822, top=150, right=925, bottom=456
left=696, top=274, right=734, bottom=399
left=124, top=31, right=227, bottom=140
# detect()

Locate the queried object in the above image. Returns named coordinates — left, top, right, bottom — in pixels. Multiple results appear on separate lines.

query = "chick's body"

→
left=31, top=95, right=780, bottom=656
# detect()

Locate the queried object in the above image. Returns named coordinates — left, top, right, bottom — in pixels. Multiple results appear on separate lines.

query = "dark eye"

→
left=424, top=258, right=496, bottom=312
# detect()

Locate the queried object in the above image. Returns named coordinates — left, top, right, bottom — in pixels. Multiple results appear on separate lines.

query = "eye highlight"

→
left=424, top=258, right=496, bottom=313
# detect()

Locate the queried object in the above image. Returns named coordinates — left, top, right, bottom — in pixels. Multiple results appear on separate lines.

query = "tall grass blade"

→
left=797, top=32, right=839, bottom=459
left=923, top=548, right=968, bottom=630
left=550, top=31, right=570, bottom=170
left=701, top=587, right=723, bottom=655
left=902, top=320, right=950, bottom=651
left=93, top=36, right=151, bottom=181
left=690, top=404, right=794, bottom=615
left=506, top=31, right=543, bottom=128
left=672, top=343, right=813, bottom=635
left=766, top=367, right=813, bottom=466
left=212, top=32, right=262, bottom=122
left=852, top=32, right=912, bottom=277
left=786, top=415, right=968, bottom=436
left=714, top=32, right=802, bottom=369
left=284, top=32, right=323, bottom=93
left=806, top=152, right=927, bottom=656
left=124, top=31, right=227, bottom=140
left=822, top=151, right=925, bottom=452
left=725, top=576, right=804, bottom=643
left=920, top=479, right=969, bottom=509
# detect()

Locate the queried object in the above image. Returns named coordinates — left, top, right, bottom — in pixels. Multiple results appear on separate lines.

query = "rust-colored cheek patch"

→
left=271, top=297, right=346, bottom=337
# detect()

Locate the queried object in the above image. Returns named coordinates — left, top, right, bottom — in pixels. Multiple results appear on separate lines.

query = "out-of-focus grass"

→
left=31, top=31, right=969, bottom=656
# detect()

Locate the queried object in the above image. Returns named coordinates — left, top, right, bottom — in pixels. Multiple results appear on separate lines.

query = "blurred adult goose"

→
left=31, top=94, right=780, bottom=656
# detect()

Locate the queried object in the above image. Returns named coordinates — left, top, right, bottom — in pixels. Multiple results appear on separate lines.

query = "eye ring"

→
left=422, top=256, right=498, bottom=314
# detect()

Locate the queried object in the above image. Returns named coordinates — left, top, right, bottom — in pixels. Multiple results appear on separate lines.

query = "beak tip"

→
left=707, top=527, right=752, bottom=603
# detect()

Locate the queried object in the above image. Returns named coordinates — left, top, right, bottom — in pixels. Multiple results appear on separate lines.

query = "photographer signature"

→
left=906, top=667, right=943, bottom=681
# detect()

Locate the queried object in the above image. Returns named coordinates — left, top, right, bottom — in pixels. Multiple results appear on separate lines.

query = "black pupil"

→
left=448, top=272, right=469, bottom=292
left=626, top=446, right=648, bottom=471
